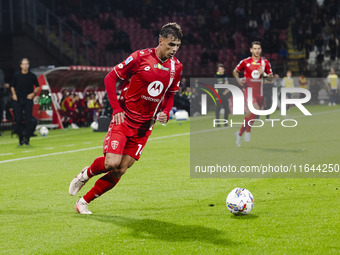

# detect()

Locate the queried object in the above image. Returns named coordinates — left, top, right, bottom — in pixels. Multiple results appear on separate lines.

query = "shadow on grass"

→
left=229, top=214, right=259, bottom=220
left=84, top=215, right=235, bottom=246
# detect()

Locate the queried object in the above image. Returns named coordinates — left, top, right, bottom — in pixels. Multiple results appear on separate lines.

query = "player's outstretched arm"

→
left=233, top=68, right=244, bottom=86
left=104, top=71, right=125, bottom=124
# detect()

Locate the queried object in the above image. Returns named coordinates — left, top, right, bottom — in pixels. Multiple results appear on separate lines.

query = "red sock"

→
left=246, top=113, right=257, bottom=132
left=83, top=172, right=120, bottom=203
left=239, top=116, right=248, bottom=136
left=87, top=156, right=107, bottom=178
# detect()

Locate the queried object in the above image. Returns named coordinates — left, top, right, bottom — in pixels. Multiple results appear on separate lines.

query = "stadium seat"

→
left=271, top=53, right=279, bottom=62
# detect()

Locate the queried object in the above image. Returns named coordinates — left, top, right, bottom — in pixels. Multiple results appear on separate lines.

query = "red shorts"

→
left=103, top=121, right=152, bottom=160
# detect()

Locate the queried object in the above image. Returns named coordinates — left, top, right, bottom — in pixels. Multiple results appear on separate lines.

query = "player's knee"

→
left=110, top=166, right=127, bottom=178
left=104, top=159, right=120, bottom=170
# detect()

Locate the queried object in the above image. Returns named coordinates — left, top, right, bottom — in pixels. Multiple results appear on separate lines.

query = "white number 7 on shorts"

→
left=135, top=144, right=144, bottom=156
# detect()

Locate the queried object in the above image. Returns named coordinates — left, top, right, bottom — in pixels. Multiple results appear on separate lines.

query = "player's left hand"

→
left=158, top=112, right=168, bottom=124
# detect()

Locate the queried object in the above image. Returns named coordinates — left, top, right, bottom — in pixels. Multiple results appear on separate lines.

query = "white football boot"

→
left=235, top=132, right=241, bottom=147
left=69, top=166, right=89, bottom=196
left=244, top=132, right=251, bottom=142
left=75, top=198, right=92, bottom=214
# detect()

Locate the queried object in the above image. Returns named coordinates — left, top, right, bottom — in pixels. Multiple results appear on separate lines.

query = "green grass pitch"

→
left=0, top=105, right=339, bottom=254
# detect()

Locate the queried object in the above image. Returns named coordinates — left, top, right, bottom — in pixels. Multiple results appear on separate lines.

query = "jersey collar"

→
left=251, top=56, right=261, bottom=62
left=153, top=48, right=171, bottom=63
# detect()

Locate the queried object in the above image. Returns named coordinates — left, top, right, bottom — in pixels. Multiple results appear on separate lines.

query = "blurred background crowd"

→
left=0, top=0, right=339, bottom=131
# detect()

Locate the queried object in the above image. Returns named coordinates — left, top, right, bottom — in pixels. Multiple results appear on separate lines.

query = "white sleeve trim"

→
left=114, top=68, right=124, bottom=80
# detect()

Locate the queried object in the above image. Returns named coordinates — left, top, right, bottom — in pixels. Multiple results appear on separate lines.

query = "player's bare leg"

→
left=75, top=154, right=135, bottom=214
left=104, top=153, right=135, bottom=179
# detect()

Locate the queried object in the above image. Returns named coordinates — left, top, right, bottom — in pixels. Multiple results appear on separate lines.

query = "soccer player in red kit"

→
left=68, top=23, right=183, bottom=214
left=233, top=41, right=273, bottom=147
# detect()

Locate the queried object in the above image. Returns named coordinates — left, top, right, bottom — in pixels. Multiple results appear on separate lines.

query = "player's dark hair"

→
left=250, top=41, right=261, bottom=48
left=217, top=63, right=224, bottom=69
left=159, top=23, right=183, bottom=41
left=19, top=58, right=29, bottom=65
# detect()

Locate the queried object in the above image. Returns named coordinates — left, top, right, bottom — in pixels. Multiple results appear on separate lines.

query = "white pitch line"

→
left=0, top=153, right=13, bottom=156
left=0, top=147, right=102, bottom=164
left=0, top=131, right=190, bottom=164
left=22, top=150, right=33, bottom=153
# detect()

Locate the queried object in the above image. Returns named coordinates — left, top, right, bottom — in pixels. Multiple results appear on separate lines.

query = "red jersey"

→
left=236, top=57, right=272, bottom=96
left=113, top=48, right=182, bottom=130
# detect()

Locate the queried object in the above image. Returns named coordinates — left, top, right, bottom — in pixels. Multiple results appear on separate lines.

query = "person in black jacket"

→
left=214, top=64, right=230, bottom=126
left=10, top=58, right=40, bottom=145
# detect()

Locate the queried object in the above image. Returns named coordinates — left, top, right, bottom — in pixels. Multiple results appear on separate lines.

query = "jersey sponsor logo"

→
left=251, top=70, right=261, bottom=79
left=111, top=140, right=119, bottom=150
left=147, top=81, right=164, bottom=97
left=118, top=63, right=123, bottom=69
left=144, top=66, right=150, bottom=71
left=154, top=63, right=169, bottom=71
left=141, top=95, right=160, bottom=102
left=125, top=56, right=133, bottom=65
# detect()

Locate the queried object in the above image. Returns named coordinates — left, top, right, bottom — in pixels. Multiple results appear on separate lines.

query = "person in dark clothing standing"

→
left=214, top=64, right=230, bottom=127
left=10, top=58, right=40, bottom=145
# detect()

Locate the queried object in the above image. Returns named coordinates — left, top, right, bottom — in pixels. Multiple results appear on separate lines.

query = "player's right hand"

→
left=12, top=94, right=18, bottom=101
left=113, top=111, right=125, bottom=125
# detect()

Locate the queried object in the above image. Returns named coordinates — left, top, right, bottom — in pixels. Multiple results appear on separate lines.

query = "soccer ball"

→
left=226, top=188, right=254, bottom=215
left=40, top=126, right=49, bottom=136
